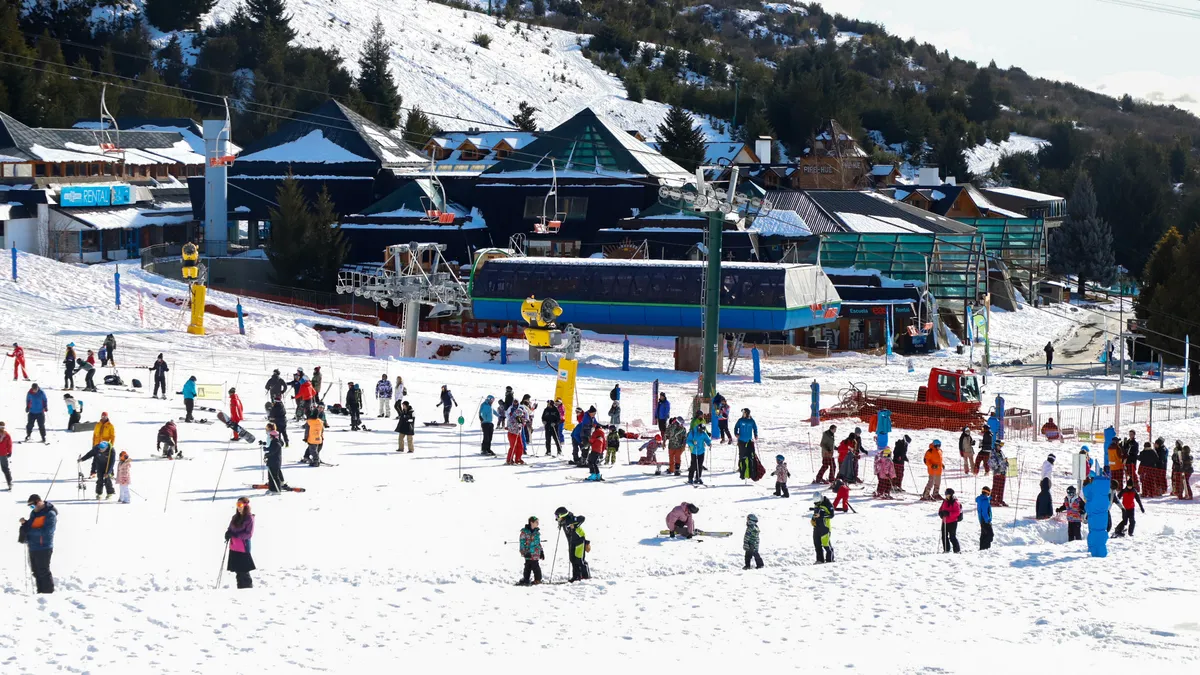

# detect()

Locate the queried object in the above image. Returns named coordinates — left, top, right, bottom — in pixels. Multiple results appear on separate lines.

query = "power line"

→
left=1094, top=0, right=1200, bottom=19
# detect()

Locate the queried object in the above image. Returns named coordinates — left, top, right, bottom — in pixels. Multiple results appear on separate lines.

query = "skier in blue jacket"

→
left=479, top=395, right=497, bottom=456
left=976, top=486, right=994, bottom=550
left=655, top=393, right=671, bottom=436
left=686, top=423, right=712, bottom=485
left=734, top=408, right=759, bottom=479
left=25, top=383, right=48, bottom=442
left=181, top=376, right=198, bottom=422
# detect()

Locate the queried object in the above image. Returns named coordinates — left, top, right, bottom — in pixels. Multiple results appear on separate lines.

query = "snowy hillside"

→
left=206, top=0, right=727, bottom=140
left=2, top=254, right=1198, bottom=672
left=965, top=133, right=1049, bottom=176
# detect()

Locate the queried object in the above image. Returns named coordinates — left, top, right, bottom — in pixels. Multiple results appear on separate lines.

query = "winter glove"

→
left=224, top=530, right=232, bottom=542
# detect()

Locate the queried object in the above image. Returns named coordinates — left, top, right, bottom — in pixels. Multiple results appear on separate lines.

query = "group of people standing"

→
left=1107, top=430, right=1194, bottom=500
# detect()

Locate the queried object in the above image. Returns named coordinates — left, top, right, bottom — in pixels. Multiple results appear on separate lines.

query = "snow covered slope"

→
left=206, top=0, right=725, bottom=139
left=2, top=254, right=1197, bottom=672
left=965, top=133, right=1049, bottom=176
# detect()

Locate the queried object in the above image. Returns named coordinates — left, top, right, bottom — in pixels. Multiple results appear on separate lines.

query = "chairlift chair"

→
left=533, top=161, right=563, bottom=235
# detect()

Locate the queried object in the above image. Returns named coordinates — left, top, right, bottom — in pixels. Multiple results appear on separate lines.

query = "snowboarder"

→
left=395, top=401, right=415, bottom=453
left=772, top=454, right=790, bottom=498
left=1112, top=480, right=1145, bottom=537
left=958, top=427, right=975, bottom=473
left=505, top=401, right=528, bottom=465
left=554, top=507, right=589, bottom=582
left=655, top=392, right=670, bottom=436
left=977, top=486, right=993, bottom=550
left=686, top=423, right=711, bottom=485
left=149, top=353, right=169, bottom=399
left=437, top=385, right=458, bottom=425
left=264, top=423, right=287, bottom=492
left=921, top=440, right=944, bottom=501
left=375, top=375, right=393, bottom=418
left=666, top=502, right=699, bottom=538
left=1056, top=485, right=1086, bottom=542
left=874, top=448, right=895, bottom=499
left=8, top=343, right=28, bottom=380
left=302, top=411, right=325, bottom=467
left=938, top=488, right=963, bottom=553
left=103, top=334, right=117, bottom=367
left=1044, top=341, right=1054, bottom=373
left=24, top=383, right=48, bottom=443
left=743, top=514, right=763, bottom=569
left=115, top=451, right=131, bottom=503
left=269, top=400, right=288, bottom=447
left=810, top=493, right=835, bottom=563
left=735, top=408, right=759, bottom=480
left=74, top=357, right=96, bottom=392
left=224, top=497, right=256, bottom=589
left=182, top=376, right=197, bottom=422
left=541, top=400, right=562, bottom=457
left=585, top=424, right=605, bottom=481
left=157, top=420, right=179, bottom=459
left=92, top=411, right=115, bottom=449
left=892, top=434, right=910, bottom=492
left=227, top=388, right=244, bottom=441
left=79, top=440, right=116, bottom=499
left=19, top=494, right=56, bottom=593
left=816, top=424, right=837, bottom=483
left=518, top=516, right=545, bottom=585
left=62, top=343, right=77, bottom=390
left=604, top=426, right=620, bottom=466
left=479, top=395, right=497, bottom=456
left=265, top=369, right=287, bottom=404
left=666, top=417, right=686, bottom=476
left=0, top=422, right=11, bottom=490
left=990, top=441, right=1010, bottom=507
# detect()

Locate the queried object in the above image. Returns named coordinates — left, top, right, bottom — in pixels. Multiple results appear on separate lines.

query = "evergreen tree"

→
left=157, top=36, right=188, bottom=88
left=1142, top=228, right=1200, bottom=390
left=965, top=69, right=999, bottom=123
left=403, top=106, right=440, bottom=147
left=354, top=17, right=401, bottom=128
left=623, top=70, right=644, bottom=103
left=1136, top=226, right=1183, bottom=323
left=929, top=111, right=971, bottom=182
left=309, top=187, right=349, bottom=289
left=512, top=101, right=538, bottom=131
left=656, top=105, right=706, bottom=172
left=265, top=177, right=346, bottom=290
left=532, top=0, right=546, bottom=17
left=143, top=0, right=216, bottom=32
left=119, top=65, right=196, bottom=118
left=247, top=0, right=296, bottom=42
left=1049, top=174, right=1117, bottom=295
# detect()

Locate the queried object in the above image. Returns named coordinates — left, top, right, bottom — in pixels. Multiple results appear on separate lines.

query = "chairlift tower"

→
left=335, top=243, right=471, bottom=358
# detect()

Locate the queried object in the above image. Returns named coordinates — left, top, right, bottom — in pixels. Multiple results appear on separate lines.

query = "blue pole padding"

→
left=236, top=301, right=245, bottom=335
left=809, top=380, right=820, bottom=426
left=368, top=333, right=376, bottom=357
left=622, top=337, right=630, bottom=371
left=10, top=245, right=16, bottom=281
left=751, top=347, right=761, bottom=383
left=114, top=270, right=121, bottom=308
left=500, top=335, right=508, bottom=365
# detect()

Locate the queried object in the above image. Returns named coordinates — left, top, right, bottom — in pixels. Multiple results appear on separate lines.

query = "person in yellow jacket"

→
left=921, top=440, right=944, bottom=501
left=301, top=413, right=325, bottom=467
left=92, top=411, right=115, bottom=449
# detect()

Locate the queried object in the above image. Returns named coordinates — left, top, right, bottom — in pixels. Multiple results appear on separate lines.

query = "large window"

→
left=523, top=196, right=589, bottom=220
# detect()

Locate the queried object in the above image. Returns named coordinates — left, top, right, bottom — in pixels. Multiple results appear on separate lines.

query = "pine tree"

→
left=355, top=17, right=401, bottom=129
left=656, top=106, right=706, bottom=172
left=144, top=0, right=216, bottom=32
left=512, top=101, right=538, bottom=131
left=310, top=187, right=349, bottom=289
left=1136, top=226, right=1183, bottom=323
left=247, top=0, right=295, bottom=41
left=403, top=106, right=441, bottom=147
left=929, top=111, right=971, bottom=182
left=1049, top=174, right=1118, bottom=295
left=266, top=175, right=314, bottom=288
left=966, top=69, right=999, bottom=123
left=1142, top=228, right=1200, bottom=390
left=158, top=36, right=188, bottom=88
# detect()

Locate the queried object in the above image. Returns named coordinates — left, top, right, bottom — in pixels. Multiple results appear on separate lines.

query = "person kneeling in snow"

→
left=637, top=434, right=662, bottom=466
left=666, top=502, right=699, bottom=538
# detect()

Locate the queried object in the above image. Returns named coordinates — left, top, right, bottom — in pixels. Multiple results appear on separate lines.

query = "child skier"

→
left=743, top=514, right=763, bottom=569
left=874, top=447, right=896, bottom=499
left=811, top=493, right=834, bottom=563
left=938, top=488, right=963, bottom=553
left=831, top=477, right=851, bottom=512
left=771, top=455, right=790, bottom=497
left=1112, top=480, right=1145, bottom=537
left=518, top=516, right=545, bottom=586
left=586, top=424, right=606, bottom=481
left=1056, top=485, right=1086, bottom=542
left=666, top=502, right=699, bottom=538
left=605, top=426, right=620, bottom=466
left=115, top=451, right=131, bottom=503
left=637, top=434, right=662, bottom=466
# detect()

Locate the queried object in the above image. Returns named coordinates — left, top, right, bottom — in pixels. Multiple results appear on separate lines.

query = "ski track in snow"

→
left=0, top=252, right=1197, bottom=672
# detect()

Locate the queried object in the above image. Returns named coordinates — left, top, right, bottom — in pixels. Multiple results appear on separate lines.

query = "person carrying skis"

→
left=479, top=395, right=497, bottom=456
left=735, top=408, right=759, bottom=480
left=0, top=421, right=11, bottom=490
left=990, top=441, right=1010, bottom=507
left=655, top=392, right=671, bottom=437
left=374, top=375, right=393, bottom=418
left=228, top=388, right=244, bottom=442
left=181, top=376, right=198, bottom=422
left=938, top=488, right=963, bottom=553
left=63, top=343, right=77, bottom=390
left=686, top=423, right=711, bottom=485
left=302, top=411, right=325, bottom=467
left=666, top=502, right=699, bottom=538
left=743, top=514, right=763, bottom=569
left=874, top=447, right=895, bottom=499
left=265, top=369, right=287, bottom=404
left=554, top=507, right=589, bottom=582
left=79, top=440, right=116, bottom=500
left=1044, top=341, right=1054, bottom=373
left=157, top=420, right=179, bottom=459
left=74, top=356, right=96, bottom=392
left=24, top=383, right=48, bottom=443
left=1056, top=485, right=1086, bottom=542
left=224, top=497, right=256, bottom=589
left=92, top=411, right=115, bottom=449
left=811, top=493, right=835, bottom=563
left=264, top=423, right=287, bottom=493
left=149, top=353, right=169, bottom=399
left=518, top=516, right=545, bottom=585
left=541, top=399, right=562, bottom=457
left=115, top=451, right=131, bottom=503
left=395, top=401, right=415, bottom=453
left=666, top=417, right=686, bottom=476
left=605, top=426, right=620, bottom=466
left=892, top=434, right=910, bottom=492
left=772, top=454, right=790, bottom=498
left=8, top=343, right=28, bottom=380
left=103, top=334, right=117, bottom=367
left=958, top=427, right=975, bottom=473
left=816, top=424, right=837, bottom=483
left=1112, top=480, right=1145, bottom=537
left=585, top=424, right=605, bottom=481
left=636, top=434, right=663, bottom=466
left=19, top=494, right=56, bottom=593
left=437, top=385, right=458, bottom=425
left=977, top=486, right=994, bottom=550
left=505, top=401, right=529, bottom=465
left=921, top=440, right=944, bottom=501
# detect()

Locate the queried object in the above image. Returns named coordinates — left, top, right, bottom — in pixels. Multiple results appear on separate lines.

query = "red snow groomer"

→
left=820, top=368, right=987, bottom=432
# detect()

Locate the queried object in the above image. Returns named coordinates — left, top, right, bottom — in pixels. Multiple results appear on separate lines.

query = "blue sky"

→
left=823, top=0, right=1200, bottom=117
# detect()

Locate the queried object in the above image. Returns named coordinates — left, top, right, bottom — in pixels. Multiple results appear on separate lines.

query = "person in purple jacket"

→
left=224, top=497, right=257, bottom=589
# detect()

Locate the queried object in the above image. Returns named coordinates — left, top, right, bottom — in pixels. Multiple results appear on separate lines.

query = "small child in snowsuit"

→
left=743, top=514, right=763, bottom=569
left=605, top=426, right=621, bottom=466
left=518, top=516, right=545, bottom=585
left=831, top=477, right=851, bottom=512
left=771, top=455, right=790, bottom=498
left=116, top=451, right=132, bottom=504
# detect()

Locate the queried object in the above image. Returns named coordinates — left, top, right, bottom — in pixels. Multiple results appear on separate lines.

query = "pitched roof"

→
left=0, top=112, right=203, bottom=165
left=73, top=118, right=242, bottom=157
left=481, top=107, right=691, bottom=183
left=359, top=179, right=467, bottom=218
left=234, top=100, right=425, bottom=169
left=767, top=190, right=976, bottom=235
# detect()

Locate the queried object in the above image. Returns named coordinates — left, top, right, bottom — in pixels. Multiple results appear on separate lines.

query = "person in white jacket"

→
left=375, top=375, right=393, bottom=418
left=1041, top=453, right=1056, bottom=486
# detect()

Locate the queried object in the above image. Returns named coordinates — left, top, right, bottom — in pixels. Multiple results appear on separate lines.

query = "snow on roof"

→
left=337, top=221, right=486, bottom=231
left=753, top=210, right=812, bottom=237
left=982, top=186, right=1064, bottom=203
left=485, top=256, right=798, bottom=270
left=237, top=130, right=374, bottom=163
left=56, top=201, right=194, bottom=230
left=871, top=164, right=897, bottom=176
left=823, top=266, right=918, bottom=289
left=835, top=212, right=928, bottom=234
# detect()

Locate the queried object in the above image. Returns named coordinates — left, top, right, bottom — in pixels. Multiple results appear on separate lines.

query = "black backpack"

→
left=103, top=374, right=124, bottom=386
left=610, top=386, right=619, bottom=401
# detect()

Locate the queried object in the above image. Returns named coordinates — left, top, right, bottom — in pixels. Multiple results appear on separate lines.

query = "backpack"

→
left=130, top=379, right=142, bottom=388
left=103, top=374, right=123, bottom=386
left=609, top=386, right=619, bottom=401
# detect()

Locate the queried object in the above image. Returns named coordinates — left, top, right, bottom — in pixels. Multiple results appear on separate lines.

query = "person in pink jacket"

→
left=224, top=497, right=256, bottom=589
left=874, top=447, right=896, bottom=499
left=938, top=488, right=963, bottom=553
left=666, top=502, right=699, bottom=538
left=115, top=451, right=132, bottom=503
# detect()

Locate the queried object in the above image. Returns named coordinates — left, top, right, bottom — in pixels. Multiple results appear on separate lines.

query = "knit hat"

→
left=746, top=513, right=758, bottom=523
left=776, top=454, right=785, bottom=462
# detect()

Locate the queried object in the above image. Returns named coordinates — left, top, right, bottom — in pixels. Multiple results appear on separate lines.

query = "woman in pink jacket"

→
left=666, top=502, right=699, bottom=538
left=224, top=497, right=256, bottom=589
left=874, top=448, right=896, bottom=499
left=938, top=488, right=963, bottom=553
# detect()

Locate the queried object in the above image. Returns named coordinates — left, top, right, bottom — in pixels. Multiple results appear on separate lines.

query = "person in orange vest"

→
left=1107, top=439, right=1125, bottom=488
left=921, top=440, right=944, bottom=501
left=228, top=388, right=244, bottom=441
left=8, top=343, right=28, bottom=380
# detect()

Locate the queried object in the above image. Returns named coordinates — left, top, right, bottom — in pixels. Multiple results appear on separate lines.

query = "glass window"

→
left=936, top=374, right=958, bottom=401
left=563, top=197, right=588, bottom=220
left=960, top=376, right=980, bottom=402
left=523, top=196, right=543, bottom=219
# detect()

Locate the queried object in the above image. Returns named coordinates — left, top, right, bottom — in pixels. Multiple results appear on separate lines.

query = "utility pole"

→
left=702, top=207, right=724, bottom=400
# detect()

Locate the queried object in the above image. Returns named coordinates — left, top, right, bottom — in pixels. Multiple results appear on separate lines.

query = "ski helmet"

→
left=933, top=439, right=942, bottom=447
left=687, top=503, right=699, bottom=514
left=776, top=454, right=785, bottom=462
left=554, top=506, right=569, bottom=520
left=98, top=441, right=110, bottom=450
left=747, top=513, right=758, bottom=523
left=1066, top=486, right=1077, bottom=494
left=812, top=493, right=823, bottom=504
left=1047, top=454, right=1056, bottom=462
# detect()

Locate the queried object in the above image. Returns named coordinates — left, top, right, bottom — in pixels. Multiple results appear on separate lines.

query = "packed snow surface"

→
left=1, top=253, right=1197, bottom=672
left=965, top=133, right=1049, bottom=176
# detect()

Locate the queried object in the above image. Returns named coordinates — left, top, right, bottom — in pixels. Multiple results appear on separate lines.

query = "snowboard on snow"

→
left=216, top=412, right=256, bottom=443
left=423, top=422, right=457, bottom=427
left=659, top=530, right=732, bottom=538
left=250, top=484, right=306, bottom=493
left=70, top=422, right=97, bottom=433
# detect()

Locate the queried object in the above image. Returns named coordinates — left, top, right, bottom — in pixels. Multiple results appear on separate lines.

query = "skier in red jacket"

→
left=8, top=343, right=28, bottom=380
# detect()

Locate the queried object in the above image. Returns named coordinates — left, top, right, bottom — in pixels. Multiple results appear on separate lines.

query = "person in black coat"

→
left=891, top=434, right=910, bottom=492
left=149, top=353, right=170, bottom=399
left=438, top=385, right=458, bottom=424
left=541, top=400, right=562, bottom=456
left=269, top=400, right=289, bottom=447
left=79, top=441, right=116, bottom=499
left=74, top=358, right=97, bottom=392
left=395, top=401, right=415, bottom=453
left=346, top=383, right=364, bottom=431
left=263, top=424, right=287, bottom=492
left=265, top=370, right=287, bottom=403
left=1035, top=477, right=1053, bottom=519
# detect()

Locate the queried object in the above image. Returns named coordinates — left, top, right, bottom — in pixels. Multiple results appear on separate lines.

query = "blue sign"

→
left=59, top=184, right=134, bottom=208
left=111, top=184, right=133, bottom=205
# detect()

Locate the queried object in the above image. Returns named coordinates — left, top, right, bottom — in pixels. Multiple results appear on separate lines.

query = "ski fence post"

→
left=10, top=244, right=16, bottom=281
left=236, top=300, right=245, bottom=335
left=114, top=265, right=121, bottom=308
left=500, top=335, right=507, bottom=365
left=751, top=347, right=761, bottom=384
left=622, top=337, right=630, bottom=371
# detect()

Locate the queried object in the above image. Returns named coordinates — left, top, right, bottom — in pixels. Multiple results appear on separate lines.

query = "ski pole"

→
left=211, top=440, right=232, bottom=502
left=25, top=547, right=32, bottom=594
left=164, top=460, right=176, bottom=513
left=215, top=544, right=228, bottom=589
left=549, top=527, right=562, bottom=583
left=42, top=459, right=63, bottom=500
